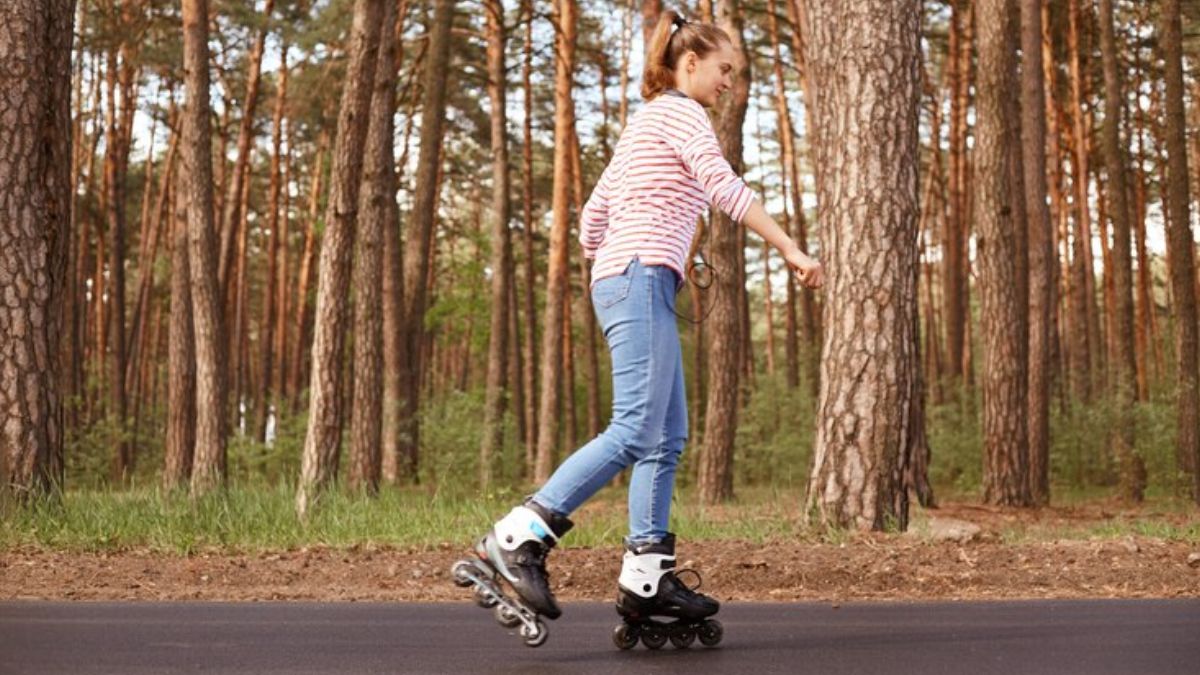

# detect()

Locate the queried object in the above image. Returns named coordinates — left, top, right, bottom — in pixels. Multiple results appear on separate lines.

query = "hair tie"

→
left=671, top=15, right=688, bottom=32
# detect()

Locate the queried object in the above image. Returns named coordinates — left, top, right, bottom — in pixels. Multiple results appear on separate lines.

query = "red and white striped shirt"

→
left=579, top=90, right=755, bottom=290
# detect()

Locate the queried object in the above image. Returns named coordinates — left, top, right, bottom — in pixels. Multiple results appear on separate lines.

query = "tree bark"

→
left=944, top=0, right=973, bottom=383
left=976, top=0, right=1031, bottom=507
left=479, top=0, right=513, bottom=489
left=1020, top=0, right=1053, bottom=506
left=218, top=0, right=276, bottom=292
left=520, top=0, right=539, bottom=476
left=182, top=0, right=228, bottom=495
left=803, top=0, right=922, bottom=530
left=255, top=45, right=289, bottom=442
left=1097, top=0, right=1144, bottom=502
left=348, top=0, right=400, bottom=494
left=164, top=167, right=195, bottom=491
left=534, top=0, right=578, bottom=484
left=0, top=0, right=74, bottom=499
left=1067, top=0, right=1101, bottom=400
left=382, top=3, right=417, bottom=484
left=396, top=0, right=456, bottom=484
left=295, top=0, right=384, bottom=517
left=1158, top=0, right=1199, bottom=503
left=289, top=129, right=328, bottom=411
left=570, top=126, right=601, bottom=440
left=698, top=0, right=751, bottom=505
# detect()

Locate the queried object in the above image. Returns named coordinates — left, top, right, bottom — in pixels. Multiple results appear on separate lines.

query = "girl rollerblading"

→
left=452, top=7, right=823, bottom=649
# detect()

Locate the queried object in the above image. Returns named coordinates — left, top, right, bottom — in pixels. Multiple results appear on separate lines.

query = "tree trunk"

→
left=1158, top=0, right=1199, bottom=503
left=641, top=0, right=664, bottom=52
left=1066, top=0, right=1094, bottom=402
left=479, top=0, right=512, bottom=489
left=803, top=0, right=922, bottom=530
left=1020, top=0, right=1053, bottom=506
left=164, top=167, right=195, bottom=491
left=289, top=129, right=327, bottom=411
left=521, top=0, right=539, bottom=476
left=570, top=127, right=601, bottom=439
left=697, top=0, right=751, bottom=505
left=218, top=0, right=276, bottom=293
left=0, top=0, right=74, bottom=498
left=977, top=0, right=1031, bottom=507
left=382, top=2, right=417, bottom=484
left=618, top=0, right=634, bottom=131
left=348, top=0, right=400, bottom=494
left=295, top=0, right=383, bottom=517
left=944, top=0, right=973, bottom=384
left=1097, top=0, right=1144, bottom=502
left=397, top=0, right=456, bottom=484
left=766, top=0, right=799, bottom=390
left=103, top=48, right=132, bottom=484
left=182, top=0, right=228, bottom=495
left=534, top=0, right=578, bottom=484
left=255, top=45, right=289, bottom=442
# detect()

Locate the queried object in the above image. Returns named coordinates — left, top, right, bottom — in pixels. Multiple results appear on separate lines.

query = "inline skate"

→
left=612, top=532, right=723, bottom=650
left=450, top=499, right=574, bottom=648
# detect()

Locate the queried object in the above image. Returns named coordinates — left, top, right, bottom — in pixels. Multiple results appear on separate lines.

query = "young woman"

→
left=460, top=9, right=824, bottom=646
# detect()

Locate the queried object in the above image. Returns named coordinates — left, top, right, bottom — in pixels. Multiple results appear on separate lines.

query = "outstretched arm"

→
left=741, top=199, right=824, bottom=289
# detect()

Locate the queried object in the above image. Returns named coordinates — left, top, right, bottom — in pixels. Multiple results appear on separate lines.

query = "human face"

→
left=675, top=40, right=736, bottom=107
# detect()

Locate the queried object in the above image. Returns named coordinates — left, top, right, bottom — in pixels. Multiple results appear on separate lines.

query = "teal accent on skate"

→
left=530, top=521, right=549, bottom=540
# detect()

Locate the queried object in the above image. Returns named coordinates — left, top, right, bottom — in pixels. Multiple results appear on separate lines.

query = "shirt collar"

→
left=663, top=88, right=688, bottom=98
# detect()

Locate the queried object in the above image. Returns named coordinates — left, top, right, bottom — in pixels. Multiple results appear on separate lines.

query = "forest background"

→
left=3, top=0, right=1200, bottom=580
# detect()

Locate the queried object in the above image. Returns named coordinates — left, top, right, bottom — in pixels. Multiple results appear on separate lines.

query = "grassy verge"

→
left=4, top=481, right=1198, bottom=555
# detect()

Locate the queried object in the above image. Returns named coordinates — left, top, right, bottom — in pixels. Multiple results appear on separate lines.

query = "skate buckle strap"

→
left=674, top=568, right=703, bottom=591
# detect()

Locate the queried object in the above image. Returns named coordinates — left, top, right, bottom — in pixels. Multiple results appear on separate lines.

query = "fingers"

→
left=792, top=264, right=823, bottom=289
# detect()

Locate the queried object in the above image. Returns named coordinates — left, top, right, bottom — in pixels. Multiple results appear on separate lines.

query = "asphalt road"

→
left=1, top=599, right=1197, bottom=674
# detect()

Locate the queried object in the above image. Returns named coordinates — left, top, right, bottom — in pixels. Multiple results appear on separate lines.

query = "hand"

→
left=784, top=246, right=824, bottom=289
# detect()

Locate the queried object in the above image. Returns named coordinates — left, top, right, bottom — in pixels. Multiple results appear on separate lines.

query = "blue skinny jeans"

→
left=531, top=256, right=687, bottom=548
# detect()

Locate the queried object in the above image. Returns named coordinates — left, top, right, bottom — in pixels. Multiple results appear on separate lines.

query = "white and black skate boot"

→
left=612, top=532, right=723, bottom=650
left=450, top=499, right=573, bottom=647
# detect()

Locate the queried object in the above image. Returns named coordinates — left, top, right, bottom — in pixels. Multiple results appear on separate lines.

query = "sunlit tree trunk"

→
left=349, top=0, right=401, bottom=494
left=295, top=0, right=383, bottom=517
left=0, top=0, right=74, bottom=499
left=182, top=0, right=228, bottom=495
left=164, top=168, right=195, bottom=491
left=803, top=0, right=923, bottom=530
left=535, top=0, right=578, bottom=483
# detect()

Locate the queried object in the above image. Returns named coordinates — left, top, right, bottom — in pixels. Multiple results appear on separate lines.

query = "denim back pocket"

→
left=592, top=272, right=633, bottom=309
left=592, top=258, right=638, bottom=309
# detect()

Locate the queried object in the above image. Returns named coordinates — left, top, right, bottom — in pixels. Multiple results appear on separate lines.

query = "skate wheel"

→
left=640, top=627, right=668, bottom=650
left=612, top=623, right=639, bottom=650
left=474, top=587, right=498, bottom=609
left=669, top=628, right=695, bottom=649
left=520, top=618, right=548, bottom=648
left=450, top=561, right=474, bottom=588
left=493, top=603, right=522, bottom=628
left=697, top=618, right=723, bottom=647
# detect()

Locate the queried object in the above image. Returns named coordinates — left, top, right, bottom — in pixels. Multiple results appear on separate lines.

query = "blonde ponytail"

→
left=641, top=10, right=732, bottom=101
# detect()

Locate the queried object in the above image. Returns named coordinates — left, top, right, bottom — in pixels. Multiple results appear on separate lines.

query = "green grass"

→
left=5, top=479, right=1197, bottom=554
left=8, top=373, right=1198, bottom=554
left=0, top=482, right=822, bottom=555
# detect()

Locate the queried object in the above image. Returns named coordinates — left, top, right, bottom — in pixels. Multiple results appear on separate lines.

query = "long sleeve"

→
left=578, top=163, right=612, bottom=259
left=673, top=103, right=755, bottom=223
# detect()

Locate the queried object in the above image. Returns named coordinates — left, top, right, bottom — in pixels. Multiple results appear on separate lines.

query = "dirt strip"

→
left=4, top=535, right=1198, bottom=602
